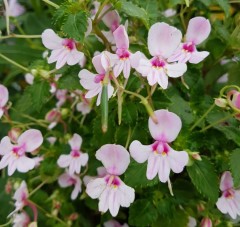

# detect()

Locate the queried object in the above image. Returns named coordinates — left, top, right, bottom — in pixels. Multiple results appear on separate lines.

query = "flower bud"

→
left=214, top=98, right=227, bottom=108
left=197, top=203, right=205, bottom=212
left=191, top=152, right=202, bottom=161
left=45, top=109, right=61, bottom=123
left=60, top=108, right=69, bottom=119
left=8, top=128, right=21, bottom=143
left=69, top=213, right=79, bottom=221
left=227, top=90, right=240, bottom=110
left=200, top=217, right=212, bottom=227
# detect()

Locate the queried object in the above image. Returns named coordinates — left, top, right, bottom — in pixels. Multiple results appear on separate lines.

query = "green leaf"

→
left=124, top=161, right=159, bottom=188
left=216, top=0, right=230, bottom=17
left=215, top=126, right=240, bottom=146
left=62, top=11, right=88, bottom=42
left=58, top=72, right=82, bottom=90
left=187, top=156, right=219, bottom=203
left=122, top=102, right=138, bottom=125
left=119, top=0, right=149, bottom=27
left=230, top=148, right=240, bottom=187
left=129, top=199, right=158, bottom=226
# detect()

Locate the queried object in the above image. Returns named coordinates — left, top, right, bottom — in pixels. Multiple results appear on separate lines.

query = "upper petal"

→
left=148, top=22, right=182, bottom=58
left=0, top=84, right=9, bottom=107
left=92, top=54, right=105, bottom=74
left=68, top=133, right=82, bottom=150
left=96, top=144, right=130, bottom=175
left=58, top=173, right=71, bottom=187
left=41, top=29, right=63, bottom=50
left=148, top=110, right=182, bottom=142
left=17, top=129, right=43, bottom=152
left=101, top=5, right=120, bottom=30
left=129, top=140, right=151, bottom=163
left=186, top=17, right=211, bottom=45
left=113, top=25, right=129, bottom=49
left=220, top=171, right=234, bottom=191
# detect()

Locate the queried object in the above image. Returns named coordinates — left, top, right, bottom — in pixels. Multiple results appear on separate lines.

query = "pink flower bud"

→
left=68, top=213, right=79, bottom=221
left=45, top=109, right=61, bottom=122
left=191, top=152, right=202, bottom=161
left=200, top=217, right=212, bottom=227
left=8, top=128, right=21, bottom=143
left=214, top=98, right=227, bottom=108
left=5, top=181, right=12, bottom=194
left=227, top=90, right=240, bottom=110
left=197, top=203, right=205, bottom=212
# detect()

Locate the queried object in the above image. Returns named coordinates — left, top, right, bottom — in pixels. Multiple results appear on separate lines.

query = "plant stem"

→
left=0, top=53, right=28, bottom=72
left=3, top=0, right=10, bottom=35
left=0, top=34, right=41, bottom=40
left=199, top=113, right=235, bottom=132
left=42, top=0, right=59, bottom=8
left=190, top=103, right=215, bottom=131
left=125, top=127, right=132, bottom=149
left=29, top=181, right=47, bottom=197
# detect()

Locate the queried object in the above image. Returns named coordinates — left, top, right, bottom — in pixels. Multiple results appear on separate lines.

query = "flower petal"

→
left=146, top=154, right=160, bottom=180
left=16, top=156, right=35, bottom=173
left=166, top=63, right=187, bottom=78
left=80, top=153, right=89, bottom=166
left=99, top=187, right=110, bottom=213
left=79, top=69, right=99, bottom=90
left=108, top=189, right=120, bottom=217
left=130, top=51, right=146, bottom=69
left=58, top=173, right=71, bottom=187
left=0, top=84, right=9, bottom=107
left=129, top=140, right=151, bottom=163
left=0, top=136, right=13, bottom=155
left=66, top=50, right=84, bottom=66
left=86, top=177, right=107, bottom=199
left=136, top=59, right=152, bottom=77
left=41, top=29, right=63, bottom=50
left=148, top=110, right=182, bottom=142
left=118, top=180, right=135, bottom=207
left=92, top=54, right=105, bottom=74
left=158, top=157, right=170, bottom=183
left=71, top=176, right=82, bottom=200
left=69, top=134, right=82, bottom=150
left=220, top=171, right=233, bottom=191
left=189, top=51, right=209, bottom=64
left=17, top=129, right=43, bottom=152
left=148, top=22, right=182, bottom=58
left=168, top=148, right=189, bottom=173
left=113, top=25, right=129, bottom=49
left=96, top=144, right=130, bottom=175
left=101, top=5, right=120, bottom=30
left=186, top=17, right=211, bottom=45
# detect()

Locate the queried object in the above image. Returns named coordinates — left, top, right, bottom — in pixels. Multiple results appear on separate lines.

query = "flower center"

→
left=71, top=150, right=80, bottom=157
left=116, top=49, right=130, bottom=60
left=62, top=39, right=76, bottom=50
left=152, top=141, right=169, bottom=156
left=105, top=175, right=121, bottom=188
left=151, top=57, right=166, bottom=68
left=111, top=21, right=119, bottom=32
left=94, top=74, right=105, bottom=83
left=12, top=144, right=26, bottom=157
left=223, top=189, right=234, bottom=199
left=183, top=42, right=195, bottom=53
left=69, top=177, right=77, bottom=185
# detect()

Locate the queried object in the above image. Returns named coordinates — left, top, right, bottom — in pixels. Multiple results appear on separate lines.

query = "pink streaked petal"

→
left=166, top=63, right=187, bottom=78
left=8, top=158, right=17, bottom=176
left=96, top=144, right=130, bottom=175
left=99, top=187, right=110, bottom=213
left=220, top=171, right=234, bottom=191
left=158, top=157, right=171, bottom=183
left=108, top=189, right=120, bottom=217
left=167, top=47, right=182, bottom=63
left=148, top=22, right=182, bottom=58
left=118, top=180, right=135, bottom=207
left=136, top=59, right=151, bottom=77
left=48, top=48, right=65, bottom=64
left=66, top=50, right=84, bottom=66
left=102, top=30, right=115, bottom=44
left=129, top=140, right=151, bottom=163
left=57, top=155, right=71, bottom=168
left=101, top=51, right=118, bottom=70
left=79, top=69, right=99, bottom=90
left=69, top=134, right=82, bottom=150
left=156, top=70, right=168, bottom=89
left=186, top=17, right=211, bottom=45
left=148, top=110, right=182, bottom=142
left=177, top=52, right=192, bottom=63
left=189, top=51, right=209, bottom=64
left=58, top=173, right=72, bottom=187
left=86, top=177, right=107, bottom=199
left=41, top=29, right=63, bottom=50
left=130, top=51, right=146, bottom=69
left=18, top=129, right=43, bottom=152
left=93, top=54, right=105, bottom=74
left=147, top=70, right=158, bottom=86
left=0, top=84, right=9, bottom=107
left=146, top=154, right=160, bottom=180
left=14, top=181, right=28, bottom=201
left=113, top=61, right=124, bottom=77
left=0, top=152, right=12, bottom=169
left=56, top=51, right=69, bottom=69
left=113, top=25, right=129, bottom=49
left=101, top=5, right=120, bottom=30
left=71, top=176, right=82, bottom=200
left=16, top=156, right=35, bottom=173
left=123, top=60, right=131, bottom=79
left=168, top=148, right=189, bottom=173
left=86, top=85, right=102, bottom=99
left=0, top=136, right=13, bottom=155
left=80, top=153, right=89, bottom=166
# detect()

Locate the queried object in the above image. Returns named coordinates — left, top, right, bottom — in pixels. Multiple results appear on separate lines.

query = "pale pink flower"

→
left=8, top=0, right=25, bottom=17
left=46, top=137, right=57, bottom=145
left=108, top=25, right=145, bottom=79
left=56, top=89, right=67, bottom=107
left=76, top=95, right=92, bottom=115
left=86, top=144, right=135, bottom=217
left=83, top=166, right=107, bottom=186
left=168, top=17, right=211, bottom=64
left=79, top=52, right=115, bottom=106
left=0, top=129, right=43, bottom=176
left=200, top=217, right=212, bottom=227
left=228, top=90, right=240, bottom=109
left=13, top=211, right=30, bottom=227
left=45, top=108, right=61, bottom=129
left=58, top=172, right=82, bottom=200
left=41, top=29, right=84, bottom=69
left=90, top=1, right=100, bottom=18
left=57, top=134, right=88, bottom=175
left=24, top=73, right=34, bottom=85
left=216, top=171, right=240, bottom=219
left=162, top=9, right=176, bottom=17
left=136, top=23, right=187, bottom=89
left=104, top=219, right=128, bottom=227
left=8, top=128, right=21, bottom=143
left=0, top=84, right=9, bottom=119
left=130, top=110, right=189, bottom=183
left=188, top=216, right=197, bottom=227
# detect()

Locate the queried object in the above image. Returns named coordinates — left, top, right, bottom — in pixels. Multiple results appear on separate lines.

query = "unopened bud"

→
left=45, top=109, right=61, bottom=122
left=30, top=69, right=38, bottom=76
left=5, top=181, right=12, bottom=194
left=69, top=213, right=79, bottom=221
left=60, top=108, right=69, bottom=119
left=191, top=152, right=202, bottom=161
left=197, top=203, right=205, bottom=212
left=214, top=98, right=227, bottom=108
left=28, top=222, right=37, bottom=227
left=8, top=128, right=21, bottom=143
left=200, top=217, right=212, bottom=227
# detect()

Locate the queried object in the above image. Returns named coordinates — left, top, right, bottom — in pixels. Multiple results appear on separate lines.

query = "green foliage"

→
left=187, top=157, right=219, bottom=203
left=230, top=149, right=240, bottom=187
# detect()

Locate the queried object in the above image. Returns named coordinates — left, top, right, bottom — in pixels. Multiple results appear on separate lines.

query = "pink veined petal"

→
left=148, top=22, right=182, bottom=58
left=18, top=129, right=43, bottom=152
left=0, top=152, right=12, bottom=169
left=101, top=5, right=120, bottom=30
left=166, top=63, right=187, bottom=78
left=118, top=180, right=135, bottom=207
left=48, top=48, right=65, bottom=64
left=58, top=173, right=72, bottom=187
left=130, top=51, right=146, bottom=69
left=148, top=109, right=182, bottom=142
left=79, top=69, right=99, bottom=90
left=41, top=29, right=63, bottom=50
left=146, top=154, right=160, bottom=180
left=86, top=177, right=107, bottom=199
left=80, top=153, right=89, bottom=166
left=66, top=50, right=84, bottom=66
left=25, top=73, right=34, bottom=85
left=167, top=46, right=183, bottom=63
left=168, top=148, right=189, bottom=173
left=147, top=69, right=158, bottom=86
left=0, top=136, right=13, bottom=155
left=8, top=158, right=17, bottom=176
left=0, top=84, right=9, bottom=107
left=189, top=51, right=209, bottom=64
left=156, top=70, right=168, bottom=89
left=68, top=159, right=78, bottom=175
left=226, top=199, right=238, bottom=219
left=113, top=25, right=129, bottom=49
left=99, top=187, right=111, bottom=213
left=136, top=59, right=152, bottom=77
left=216, top=196, right=230, bottom=215
left=129, top=140, right=151, bottom=163
left=56, top=51, right=69, bottom=69
left=158, top=157, right=171, bottom=183
left=57, top=154, right=71, bottom=168
left=186, top=17, right=211, bottom=45
left=93, top=54, right=106, bottom=74
left=123, top=59, right=131, bottom=79
left=96, top=144, right=130, bottom=175
left=220, top=171, right=234, bottom=191
left=113, top=60, right=124, bottom=77
left=177, top=52, right=192, bottom=63
left=71, top=177, right=82, bottom=200
left=14, top=181, right=28, bottom=201
left=101, top=51, right=118, bottom=71
left=108, top=189, right=120, bottom=217
left=69, top=134, right=82, bottom=150
left=16, top=156, right=35, bottom=173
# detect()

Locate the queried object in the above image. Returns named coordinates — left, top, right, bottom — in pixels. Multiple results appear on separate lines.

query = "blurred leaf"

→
left=230, top=148, right=240, bottom=187
left=58, top=73, right=82, bottom=90
left=216, top=0, right=230, bottom=17
left=122, top=102, right=138, bottom=125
